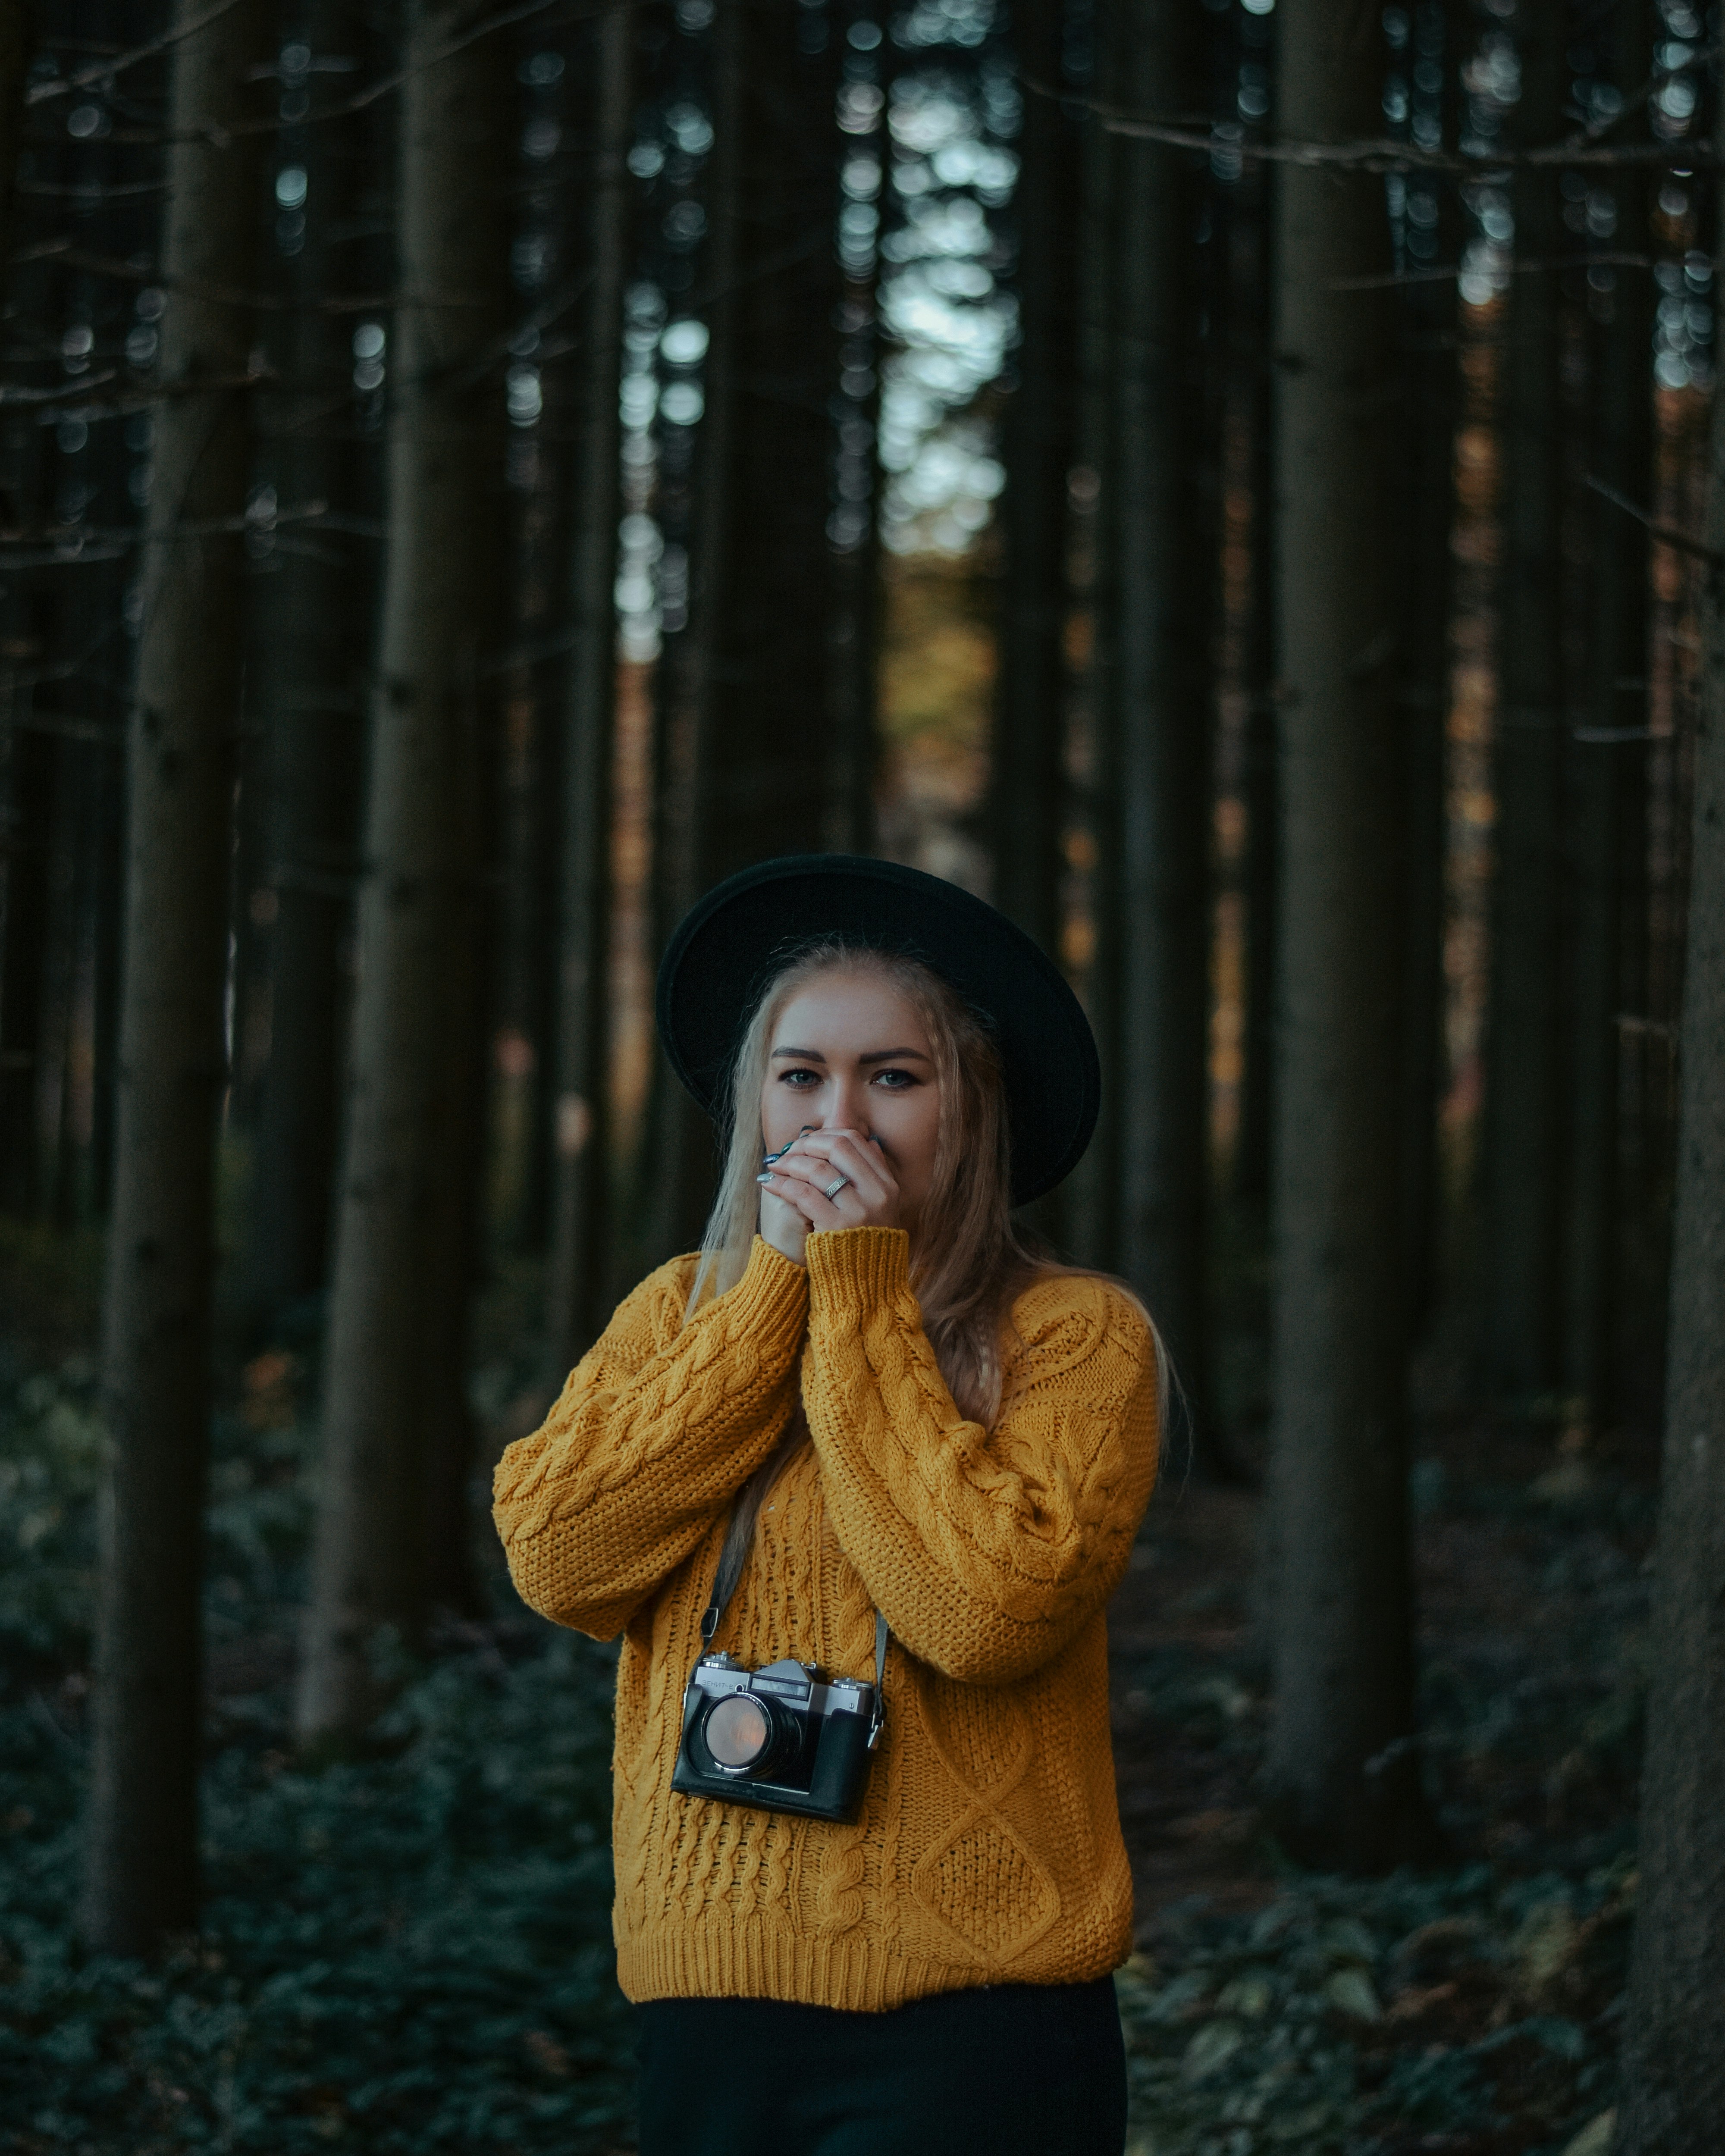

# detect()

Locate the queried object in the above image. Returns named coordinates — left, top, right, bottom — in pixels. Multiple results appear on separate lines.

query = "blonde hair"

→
left=687, top=939, right=1171, bottom=1612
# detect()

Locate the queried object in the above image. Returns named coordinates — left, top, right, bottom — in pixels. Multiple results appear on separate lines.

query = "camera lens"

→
left=705, top=1693, right=773, bottom=1772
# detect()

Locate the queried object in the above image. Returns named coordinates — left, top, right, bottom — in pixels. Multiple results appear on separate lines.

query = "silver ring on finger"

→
left=823, top=1175, right=850, bottom=1200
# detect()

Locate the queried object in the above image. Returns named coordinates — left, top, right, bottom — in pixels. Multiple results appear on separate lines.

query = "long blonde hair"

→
left=687, top=939, right=1170, bottom=1611
left=685, top=938, right=1047, bottom=1425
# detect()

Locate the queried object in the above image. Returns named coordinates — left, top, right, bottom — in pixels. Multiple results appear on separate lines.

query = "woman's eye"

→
left=779, top=1068, right=819, bottom=1088
left=872, top=1068, right=916, bottom=1089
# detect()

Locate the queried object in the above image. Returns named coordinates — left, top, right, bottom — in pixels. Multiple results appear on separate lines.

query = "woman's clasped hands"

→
left=756, top=1126, right=901, bottom=1264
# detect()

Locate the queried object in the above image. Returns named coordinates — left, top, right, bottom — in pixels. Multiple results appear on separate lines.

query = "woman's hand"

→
left=756, top=1128, right=901, bottom=1266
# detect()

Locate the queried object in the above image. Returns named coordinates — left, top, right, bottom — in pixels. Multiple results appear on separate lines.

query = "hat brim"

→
left=655, top=855, right=1100, bottom=1205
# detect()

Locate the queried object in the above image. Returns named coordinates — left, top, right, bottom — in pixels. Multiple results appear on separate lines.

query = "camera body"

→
left=671, top=1650, right=878, bottom=1823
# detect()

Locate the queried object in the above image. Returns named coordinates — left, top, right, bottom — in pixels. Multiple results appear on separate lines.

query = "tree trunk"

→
left=30, top=737, right=79, bottom=1222
left=1104, top=0, right=1211, bottom=1451
left=296, top=0, right=509, bottom=1745
left=80, top=0, right=270, bottom=1955
left=1563, top=8, right=1650, bottom=1431
left=1057, top=19, right=1120, bottom=1277
left=242, top=6, right=373, bottom=1329
left=990, top=0, right=1074, bottom=956
left=698, top=3, right=840, bottom=884
left=0, top=0, right=30, bottom=250
left=546, top=6, right=631, bottom=1369
left=0, top=720, right=50, bottom=1216
left=1482, top=22, right=1565, bottom=1404
left=641, top=0, right=841, bottom=1266
left=1234, top=159, right=1276, bottom=1214
left=639, top=3, right=744, bottom=1277
left=1396, top=99, right=1462, bottom=1346
left=1263, top=0, right=1423, bottom=1871
left=1612, top=237, right=1725, bottom=2153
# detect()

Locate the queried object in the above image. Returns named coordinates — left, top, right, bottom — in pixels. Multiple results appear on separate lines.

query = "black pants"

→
left=636, top=1977, right=1128, bottom=2156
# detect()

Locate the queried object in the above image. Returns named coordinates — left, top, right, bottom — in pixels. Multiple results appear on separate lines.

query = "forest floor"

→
left=0, top=1221, right=1652, bottom=2155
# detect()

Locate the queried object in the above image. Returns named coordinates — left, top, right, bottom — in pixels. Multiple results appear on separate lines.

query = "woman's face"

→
left=760, top=968, right=941, bottom=1231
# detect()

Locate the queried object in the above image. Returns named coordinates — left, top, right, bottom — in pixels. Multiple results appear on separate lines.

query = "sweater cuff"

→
left=805, top=1225, right=911, bottom=1314
left=710, top=1235, right=809, bottom=1357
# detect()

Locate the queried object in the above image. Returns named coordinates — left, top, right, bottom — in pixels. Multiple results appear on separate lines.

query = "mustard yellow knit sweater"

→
left=492, top=1226, right=1160, bottom=2013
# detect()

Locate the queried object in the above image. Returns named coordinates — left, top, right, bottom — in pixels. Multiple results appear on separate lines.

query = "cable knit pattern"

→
left=492, top=1226, right=1160, bottom=2013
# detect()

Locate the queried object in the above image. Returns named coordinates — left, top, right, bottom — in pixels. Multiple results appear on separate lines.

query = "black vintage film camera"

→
left=672, top=1592, right=888, bottom=1824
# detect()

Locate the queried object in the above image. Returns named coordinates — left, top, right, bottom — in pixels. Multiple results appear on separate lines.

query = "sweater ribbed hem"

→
left=616, top=1918, right=1124, bottom=2014
left=806, top=1225, right=910, bottom=1312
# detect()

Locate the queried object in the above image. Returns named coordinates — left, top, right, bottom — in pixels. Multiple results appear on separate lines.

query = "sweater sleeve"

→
left=492, top=1237, right=809, bottom=1638
left=801, top=1227, right=1159, bottom=1685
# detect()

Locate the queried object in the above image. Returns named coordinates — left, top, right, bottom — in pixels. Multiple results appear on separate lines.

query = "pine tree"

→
left=1262, top=0, right=1424, bottom=1869
left=546, top=8, right=631, bottom=1367
left=1100, top=0, right=1211, bottom=1447
left=80, top=0, right=271, bottom=1952
left=296, top=0, right=510, bottom=1744
left=1482, top=16, right=1565, bottom=1403
left=242, top=11, right=376, bottom=1326
left=1612, top=200, right=1725, bottom=2148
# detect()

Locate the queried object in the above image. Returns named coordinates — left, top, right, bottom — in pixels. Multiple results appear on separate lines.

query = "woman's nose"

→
left=822, top=1079, right=868, bottom=1134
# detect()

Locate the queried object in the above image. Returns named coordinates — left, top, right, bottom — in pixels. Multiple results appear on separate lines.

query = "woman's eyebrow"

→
left=768, top=1045, right=932, bottom=1062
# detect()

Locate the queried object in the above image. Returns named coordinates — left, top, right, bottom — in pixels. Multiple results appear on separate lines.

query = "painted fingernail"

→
left=756, top=1172, right=774, bottom=1185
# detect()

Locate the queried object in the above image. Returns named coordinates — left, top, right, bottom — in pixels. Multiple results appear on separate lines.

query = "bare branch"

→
left=0, top=368, right=120, bottom=404
left=8, top=239, right=489, bottom=315
left=1023, top=72, right=1715, bottom=176
left=26, top=0, right=251, bottom=106
left=1329, top=251, right=1675, bottom=293
left=1587, top=473, right=1725, bottom=570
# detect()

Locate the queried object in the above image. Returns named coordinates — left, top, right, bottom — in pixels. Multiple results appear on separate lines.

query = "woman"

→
left=493, top=855, right=1161, bottom=2156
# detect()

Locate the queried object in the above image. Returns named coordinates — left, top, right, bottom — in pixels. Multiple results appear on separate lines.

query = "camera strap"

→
left=699, top=1547, right=890, bottom=1753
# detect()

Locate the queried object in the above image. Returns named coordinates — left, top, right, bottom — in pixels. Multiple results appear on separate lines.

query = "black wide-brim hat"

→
left=656, top=854, right=1101, bottom=1205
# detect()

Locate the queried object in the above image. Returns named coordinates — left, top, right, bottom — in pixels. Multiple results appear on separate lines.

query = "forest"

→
left=0, top=0, right=1722, bottom=2148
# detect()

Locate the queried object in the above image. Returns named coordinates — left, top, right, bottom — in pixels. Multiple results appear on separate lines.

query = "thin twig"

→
left=8, top=240, right=488, bottom=315
left=25, top=0, right=250, bottom=106
left=0, top=498, right=345, bottom=560
left=1586, top=473, right=1724, bottom=568
left=0, top=370, right=120, bottom=404
left=1557, top=36, right=1722, bottom=154
left=1023, top=72, right=1714, bottom=175
left=1330, top=251, right=1673, bottom=292
left=16, top=178, right=173, bottom=201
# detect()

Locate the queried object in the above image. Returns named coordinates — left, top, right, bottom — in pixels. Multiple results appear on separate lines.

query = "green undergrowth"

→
left=1118, top=1864, right=1630, bottom=2156
left=0, top=1636, right=632, bottom=2153
left=0, top=1356, right=633, bottom=2154
left=0, top=1349, right=1648, bottom=2155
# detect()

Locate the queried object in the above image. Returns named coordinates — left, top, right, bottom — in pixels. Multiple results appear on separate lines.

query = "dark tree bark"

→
left=1612, top=239, right=1725, bottom=2153
left=640, top=5, right=746, bottom=1276
left=1233, top=157, right=1276, bottom=1215
left=242, top=9, right=374, bottom=1328
left=29, top=737, right=80, bottom=1222
left=0, top=0, right=30, bottom=251
left=690, top=2, right=841, bottom=880
left=296, top=0, right=510, bottom=1744
left=1563, top=8, right=1651, bottom=1429
left=642, top=0, right=842, bottom=1266
left=1482, top=22, right=1565, bottom=1403
left=1263, top=0, right=1423, bottom=1871
left=1057, top=23, right=1120, bottom=1277
left=546, top=5, right=631, bottom=1368
left=1102, top=0, right=1211, bottom=1447
left=990, top=0, right=1075, bottom=956
left=0, top=720, right=50, bottom=1216
left=1396, top=33, right=1462, bottom=1345
left=80, top=0, right=270, bottom=1955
